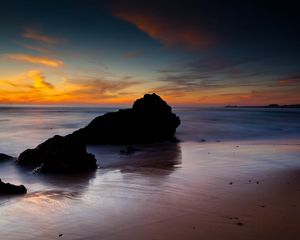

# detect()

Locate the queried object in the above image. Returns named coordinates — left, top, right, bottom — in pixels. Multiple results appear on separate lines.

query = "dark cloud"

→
left=109, top=0, right=300, bottom=51
left=109, top=0, right=215, bottom=50
left=155, top=56, right=268, bottom=94
left=277, top=75, right=300, bottom=86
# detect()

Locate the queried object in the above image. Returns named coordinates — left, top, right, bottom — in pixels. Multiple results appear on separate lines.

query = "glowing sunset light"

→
left=0, top=0, right=299, bottom=105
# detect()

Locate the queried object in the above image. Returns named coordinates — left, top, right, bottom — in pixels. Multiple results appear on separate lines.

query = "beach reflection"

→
left=88, top=142, right=182, bottom=172
left=0, top=162, right=96, bottom=208
left=23, top=171, right=97, bottom=204
left=32, top=171, right=97, bottom=189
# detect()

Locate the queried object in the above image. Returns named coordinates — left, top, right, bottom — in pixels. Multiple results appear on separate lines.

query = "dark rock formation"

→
left=72, top=93, right=180, bottom=144
left=0, top=179, right=27, bottom=195
left=17, top=93, right=180, bottom=173
left=0, top=153, right=14, bottom=161
left=17, top=135, right=97, bottom=173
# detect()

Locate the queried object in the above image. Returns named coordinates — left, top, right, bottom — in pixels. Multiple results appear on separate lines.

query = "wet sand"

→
left=0, top=140, right=300, bottom=240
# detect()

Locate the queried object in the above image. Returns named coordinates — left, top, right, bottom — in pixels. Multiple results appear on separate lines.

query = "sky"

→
left=0, top=0, right=300, bottom=106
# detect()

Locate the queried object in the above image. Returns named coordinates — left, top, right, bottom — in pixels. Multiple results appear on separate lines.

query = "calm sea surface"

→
left=0, top=106, right=300, bottom=240
left=0, top=106, right=300, bottom=156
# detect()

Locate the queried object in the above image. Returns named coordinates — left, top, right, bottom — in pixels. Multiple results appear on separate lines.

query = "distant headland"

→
left=225, top=104, right=300, bottom=108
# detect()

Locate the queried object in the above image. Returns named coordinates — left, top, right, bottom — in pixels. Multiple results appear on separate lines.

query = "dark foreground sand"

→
left=0, top=140, right=300, bottom=240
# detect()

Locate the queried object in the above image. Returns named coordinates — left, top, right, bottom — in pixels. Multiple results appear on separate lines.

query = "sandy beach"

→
left=1, top=139, right=299, bottom=240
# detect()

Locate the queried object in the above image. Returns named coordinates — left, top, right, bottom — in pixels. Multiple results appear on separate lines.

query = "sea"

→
left=0, top=106, right=300, bottom=240
left=1, top=106, right=300, bottom=156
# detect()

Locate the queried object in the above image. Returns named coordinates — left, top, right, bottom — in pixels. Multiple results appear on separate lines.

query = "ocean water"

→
left=0, top=106, right=300, bottom=156
left=0, top=106, right=300, bottom=240
left=176, top=107, right=300, bottom=142
left=0, top=106, right=118, bottom=156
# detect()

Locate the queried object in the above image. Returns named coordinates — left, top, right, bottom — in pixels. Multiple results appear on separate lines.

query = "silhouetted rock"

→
left=0, top=153, right=14, bottom=161
left=17, top=135, right=97, bottom=173
left=17, top=93, right=179, bottom=174
left=72, top=93, right=180, bottom=144
left=0, top=179, right=27, bottom=195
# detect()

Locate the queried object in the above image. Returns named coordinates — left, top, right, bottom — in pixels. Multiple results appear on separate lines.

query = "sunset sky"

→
left=1, top=0, right=300, bottom=105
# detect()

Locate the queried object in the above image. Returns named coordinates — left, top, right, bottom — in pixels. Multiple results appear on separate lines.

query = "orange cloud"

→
left=28, top=70, right=54, bottom=90
left=113, top=9, right=213, bottom=50
left=115, top=13, right=212, bottom=50
left=0, top=70, right=54, bottom=91
left=6, top=54, right=64, bottom=67
left=0, top=71, right=142, bottom=105
left=22, top=28, right=60, bottom=44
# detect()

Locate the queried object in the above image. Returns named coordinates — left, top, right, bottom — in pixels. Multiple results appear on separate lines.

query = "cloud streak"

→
left=277, top=75, right=300, bottom=86
left=155, top=57, right=266, bottom=95
left=0, top=71, right=142, bottom=104
left=149, top=56, right=299, bottom=105
left=111, top=1, right=214, bottom=50
left=22, top=28, right=61, bottom=44
left=28, top=70, right=54, bottom=90
left=6, top=54, right=64, bottom=67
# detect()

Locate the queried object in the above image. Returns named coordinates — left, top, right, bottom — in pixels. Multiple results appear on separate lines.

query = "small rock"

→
left=0, top=153, right=14, bottom=161
left=17, top=135, right=97, bottom=174
left=0, top=179, right=27, bottom=195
